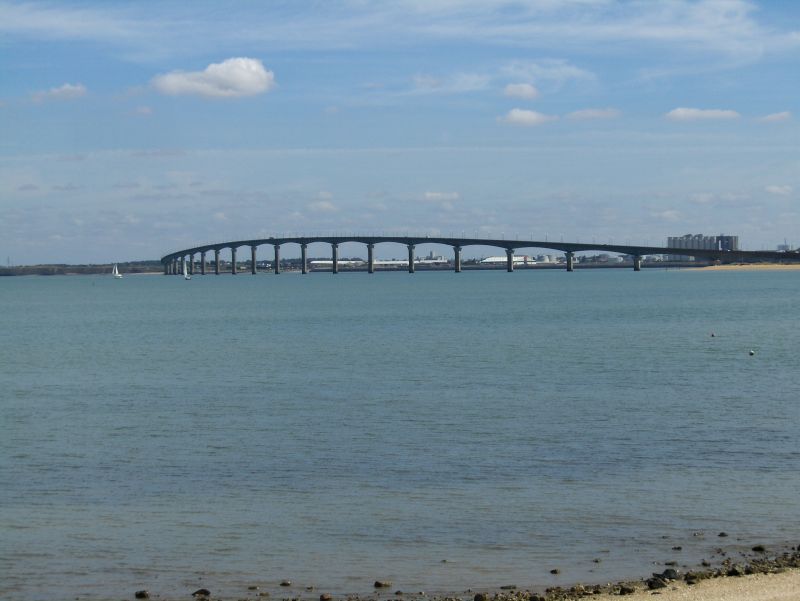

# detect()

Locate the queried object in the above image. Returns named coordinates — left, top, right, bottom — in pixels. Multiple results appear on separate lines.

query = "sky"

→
left=1, top=0, right=799, bottom=263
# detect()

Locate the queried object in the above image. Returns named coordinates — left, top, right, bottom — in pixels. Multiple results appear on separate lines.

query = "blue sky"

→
left=1, top=0, right=798, bottom=263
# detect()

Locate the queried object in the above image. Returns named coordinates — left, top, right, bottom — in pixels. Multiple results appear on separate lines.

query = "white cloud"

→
left=502, top=59, right=594, bottom=88
left=213, top=212, right=228, bottom=221
left=500, top=108, right=558, bottom=127
left=757, top=111, right=791, bottom=123
left=133, top=105, right=152, bottom=116
left=566, top=107, right=620, bottom=120
left=31, top=82, right=86, bottom=103
left=308, top=200, right=338, bottom=212
left=423, top=191, right=460, bottom=211
left=765, top=185, right=792, bottom=196
left=152, top=57, right=275, bottom=98
left=503, top=83, right=539, bottom=100
left=3, top=1, right=799, bottom=66
left=665, top=107, right=740, bottom=121
left=412, top=72, right=490, bottom=94
left=651, top=209, right=681, bottom=222
left=424, top=191, right=459, bottom=201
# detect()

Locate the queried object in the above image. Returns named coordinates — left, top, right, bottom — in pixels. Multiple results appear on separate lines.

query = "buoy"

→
left=749, top=350, right=755, bottom=356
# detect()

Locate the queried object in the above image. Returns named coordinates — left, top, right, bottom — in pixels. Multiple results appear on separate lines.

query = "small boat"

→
left=183, top=260, right=191, bottom=280
left=112, top=263, right=123, bottom=279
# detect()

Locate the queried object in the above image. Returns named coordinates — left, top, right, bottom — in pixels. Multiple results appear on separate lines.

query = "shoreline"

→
left=694, top=263, right=800, bottom=271
left=57, top=542, right=799, bottom=601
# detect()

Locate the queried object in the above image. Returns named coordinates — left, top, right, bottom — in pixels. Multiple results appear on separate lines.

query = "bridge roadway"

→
left=160, top=236, right=795, bottom=275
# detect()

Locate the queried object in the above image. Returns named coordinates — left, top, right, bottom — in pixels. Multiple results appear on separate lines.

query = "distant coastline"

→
left=697, top=263, right=800, bottom=271
left=3, top=260, right=800, bottom=276
left=0, top=261, right=163, bottom=276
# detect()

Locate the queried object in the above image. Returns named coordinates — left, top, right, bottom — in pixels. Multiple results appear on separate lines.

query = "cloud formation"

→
left=664, top=107, right=740, bottom=121
left=503, top=83, right=539, bottom=99
left=424, top=191, right=459, bottom=201
left=502, top=59, right=594, bottom=87
left=152, top=58, right=275, bottom=98
left=566, top=108, right=621, bottom=120
left=500, top=108, right=558, bottom=127
left=32, top=83, right=87, bottom=103
left=308, top=199, right=338, bottom=212
left=757, top=111, right=791, bottom=123
left=765, top=185, right=792, bottom=196
left=412, top=72, right=490, bottom=94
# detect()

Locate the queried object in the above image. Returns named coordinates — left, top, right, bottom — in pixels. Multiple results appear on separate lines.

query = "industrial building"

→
left=667, top=234, right=739, bottom=260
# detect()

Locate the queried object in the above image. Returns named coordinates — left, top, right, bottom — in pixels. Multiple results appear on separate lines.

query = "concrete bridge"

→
left=160, top=235, right=795, bottom=275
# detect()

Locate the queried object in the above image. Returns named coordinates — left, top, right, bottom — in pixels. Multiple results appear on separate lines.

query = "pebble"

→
left=473, top=594, right=487, bottom=601
left=134, top=591, right=149, bottom=599
left=320, top=594, right=333, bottom=601
left=718, top=532, right=729, bottom=537
left=549, top=569, right=560, bottom=575
left=280, top=581, right=292, bottom=587
left=752, top=545, right=766, bottom=553
left=374, top=581, right=392, bottom=589
left=192, top=589, right=211, bottom=598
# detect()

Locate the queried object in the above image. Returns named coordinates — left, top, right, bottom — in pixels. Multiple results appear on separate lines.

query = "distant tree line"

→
left=0, top=260, right=164, bottom=276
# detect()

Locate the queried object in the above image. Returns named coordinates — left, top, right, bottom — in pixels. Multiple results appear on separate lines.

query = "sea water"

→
left=2, top=269, right=799, bottom=600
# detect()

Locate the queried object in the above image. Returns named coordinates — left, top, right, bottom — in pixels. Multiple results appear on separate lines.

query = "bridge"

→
left=160, top=235, right=796, bottom=275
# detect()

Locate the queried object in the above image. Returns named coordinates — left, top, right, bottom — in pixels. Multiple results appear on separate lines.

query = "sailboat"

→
left=183, top=260, right=191, bottom=280
left=112, top=263, right=123, bottom=279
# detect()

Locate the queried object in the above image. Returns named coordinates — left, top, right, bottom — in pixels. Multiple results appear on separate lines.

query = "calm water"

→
left=2, top=270, right=799, bottom=600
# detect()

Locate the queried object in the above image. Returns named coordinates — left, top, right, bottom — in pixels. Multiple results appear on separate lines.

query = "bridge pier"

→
left=454, top=246, right=462, bottom=272
left=301, top=243, right=308, bottom=274
left=189, top=254, right=195, bottom=275
left=200, top=252, right=206, bottom=275
left=408, top=244, right=415, bottom=274
left=251, top=246, right=257, bottom=275
left=566, top=252, right=574, bottom=272
left=506, top=248, right=514, bottom=272
left=633, top=255, right=642, bottom=271
left=180, top=256, right=185, bottom=276
left=274, top=244, right=281, bottom=274
left=163, top=262, right=169, bottom=275
left=331, top=243, right=338, bottom=274
left=367, top=243, right=375, bottom=274
left=231, top=247, right=237, bottom=275
left=214, top=249, right=220, bottom=275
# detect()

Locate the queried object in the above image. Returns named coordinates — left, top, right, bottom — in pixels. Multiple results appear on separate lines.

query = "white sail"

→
left=112, top=263, right=122, bottom=279
left=183, top=260, right=191, bottom=280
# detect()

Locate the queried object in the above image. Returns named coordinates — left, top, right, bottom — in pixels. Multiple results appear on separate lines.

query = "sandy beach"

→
left=696, top=263, right=800, bottom=271
left=594, top=569, right=800, bottom=600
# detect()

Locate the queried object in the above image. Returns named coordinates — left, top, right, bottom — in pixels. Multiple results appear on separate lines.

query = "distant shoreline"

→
left=3, top=261, right=800, bottom=277
left=695, top=263, right=800, bottom=271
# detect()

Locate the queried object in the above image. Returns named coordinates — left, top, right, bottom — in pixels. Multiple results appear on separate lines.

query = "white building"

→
left=480, top=255, right=536, bottom=265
